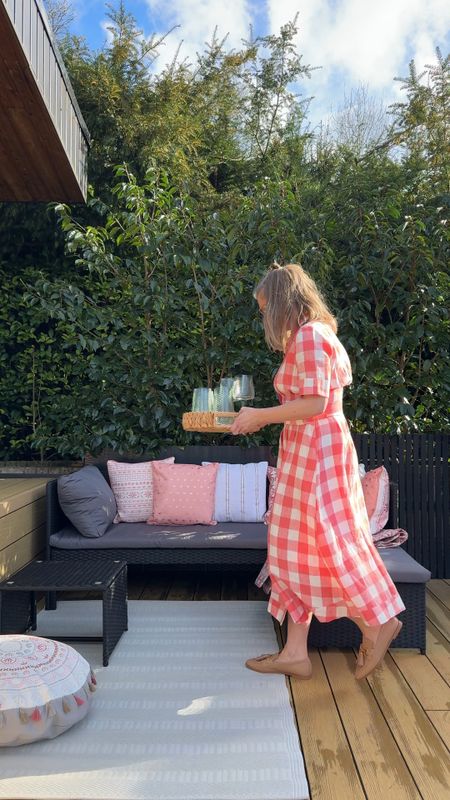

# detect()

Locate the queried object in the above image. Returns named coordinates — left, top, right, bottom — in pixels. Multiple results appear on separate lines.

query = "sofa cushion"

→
left=378, top=548, right=431, bottom=582
left=50, top=521, right=268, bottom=550
left=49, top=526, right=431, bottom=584
left=57, top=466, right=117, bottom=538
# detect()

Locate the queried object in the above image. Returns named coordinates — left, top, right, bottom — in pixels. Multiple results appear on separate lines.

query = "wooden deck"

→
left=116, top=568, right=450, bottom=800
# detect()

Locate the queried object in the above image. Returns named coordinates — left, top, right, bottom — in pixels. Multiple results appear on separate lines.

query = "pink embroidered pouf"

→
left=0, top=635, right=96, bottom=747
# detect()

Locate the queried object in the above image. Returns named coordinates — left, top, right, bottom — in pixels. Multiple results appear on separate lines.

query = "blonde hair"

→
left=254, top=262, right=337, bottom=351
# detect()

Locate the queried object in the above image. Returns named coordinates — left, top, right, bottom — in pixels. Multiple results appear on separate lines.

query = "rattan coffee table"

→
left=0, top=559, right=128, bottom=666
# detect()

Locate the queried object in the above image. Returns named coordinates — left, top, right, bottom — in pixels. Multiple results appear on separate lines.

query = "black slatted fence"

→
left=352, top=434, right=449, bottom=578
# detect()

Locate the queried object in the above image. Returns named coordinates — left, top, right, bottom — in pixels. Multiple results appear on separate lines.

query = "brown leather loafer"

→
left=355, top=618, right=403, bottom=680
left=245, top=653, right=312, bottom=679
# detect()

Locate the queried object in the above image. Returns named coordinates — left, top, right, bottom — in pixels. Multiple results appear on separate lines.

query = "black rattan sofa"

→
left=46, top=443, right=431, bottom=652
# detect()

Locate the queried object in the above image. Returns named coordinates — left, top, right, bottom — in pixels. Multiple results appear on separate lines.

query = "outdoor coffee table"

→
left=0, top=559, right=128, bottom=666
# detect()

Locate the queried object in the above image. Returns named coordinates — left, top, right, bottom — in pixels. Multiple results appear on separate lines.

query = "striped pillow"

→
left=202, top=461, right=268, bottom=522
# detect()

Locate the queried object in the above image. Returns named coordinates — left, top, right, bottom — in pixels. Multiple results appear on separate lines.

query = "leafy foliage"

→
left=0, top=4, right=448, bottom=459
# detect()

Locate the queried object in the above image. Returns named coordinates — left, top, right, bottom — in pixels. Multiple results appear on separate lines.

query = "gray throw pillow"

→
left=57, top=466, right=117, bottom=538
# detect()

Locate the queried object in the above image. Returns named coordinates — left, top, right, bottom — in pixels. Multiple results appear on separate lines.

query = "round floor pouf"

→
left=0, top=635, right=96, bottom=747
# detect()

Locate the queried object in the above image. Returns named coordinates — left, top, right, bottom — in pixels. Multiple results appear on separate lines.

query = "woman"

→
left=230, top=263, right=404, bottom=680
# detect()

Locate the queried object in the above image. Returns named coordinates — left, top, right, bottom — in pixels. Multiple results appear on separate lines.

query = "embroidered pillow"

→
left=361, top=465, right=390, bottom=535
left=107, top=458, right=175, bottom=523
left=148, top=462, right=219, bottom=526
left=202, top=461, right=268, bottom=522
left=263, top=466, right=278, bottom=524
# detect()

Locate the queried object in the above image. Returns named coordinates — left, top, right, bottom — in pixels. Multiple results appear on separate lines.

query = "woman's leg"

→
left=350, top=616, right=380, bottom=643
left=245, top=612, right=313, bottom=676
left=278, top=612, right=313, bottom=661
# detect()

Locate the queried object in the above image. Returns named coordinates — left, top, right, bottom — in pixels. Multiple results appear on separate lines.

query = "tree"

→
left=330, top=84, right=389, bottom=156
left=389, top=49, right=449, bottom=196
left=44, top=0, right=75, bottom=40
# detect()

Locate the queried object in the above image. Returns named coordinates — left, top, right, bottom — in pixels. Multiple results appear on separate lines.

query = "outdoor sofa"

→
left=46, top=443, right=431, bottom=652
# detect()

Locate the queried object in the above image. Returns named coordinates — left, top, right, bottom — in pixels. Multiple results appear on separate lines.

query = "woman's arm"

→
left=230, top=395, right=327, bottom=435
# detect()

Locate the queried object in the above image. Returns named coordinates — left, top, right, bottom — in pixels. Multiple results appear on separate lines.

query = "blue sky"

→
left=63, top=0, right=450, bottom=128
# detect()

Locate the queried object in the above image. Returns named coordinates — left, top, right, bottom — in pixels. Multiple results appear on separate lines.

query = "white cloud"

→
left=145, top=0, right=253, bottom=69
left=266, top=0, right=450, bottom=121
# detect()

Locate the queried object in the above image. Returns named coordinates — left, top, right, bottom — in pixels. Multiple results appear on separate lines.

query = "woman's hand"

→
left=230, top=407, right=266, bottom=435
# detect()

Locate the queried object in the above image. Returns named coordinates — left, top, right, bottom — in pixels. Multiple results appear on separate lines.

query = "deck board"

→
left=193, top=573, right=222, bottom=601
left=389, top=648, right=450, bottom=710
left=289, top=650, right=366, bottom=800
left=427, top=579, right=450, bottom=610
left=426, top=593, right=450, bottom=642
left=425, top=621, right=450, bottom=684
left=166, top=575, right=199, bottom=600
left=366, top=656, right=450, bottom=799
left=320, top=649, right=420, bottom=799
left=426, top=710, right=450, bottom=750
left=221, top=574, right=248, bottom=600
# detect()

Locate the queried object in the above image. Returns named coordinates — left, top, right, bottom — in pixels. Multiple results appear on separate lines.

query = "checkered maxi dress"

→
left=263, top=321, right=405, bottom=626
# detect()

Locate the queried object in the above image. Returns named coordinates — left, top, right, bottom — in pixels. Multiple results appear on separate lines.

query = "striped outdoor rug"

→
left=0, top=600, right=309, bottom=800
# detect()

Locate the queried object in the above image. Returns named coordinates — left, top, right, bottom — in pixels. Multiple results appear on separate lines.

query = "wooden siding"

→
left=0, top=0, right=89, bottom=201
left=0, top=478, right=48, bottom=579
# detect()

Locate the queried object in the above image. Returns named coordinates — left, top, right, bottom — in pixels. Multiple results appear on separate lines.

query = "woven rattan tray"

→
left=182, top=411, right=238, bottom=433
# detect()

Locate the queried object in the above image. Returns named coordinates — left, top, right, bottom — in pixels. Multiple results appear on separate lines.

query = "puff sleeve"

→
left=291, top=323, right=332, bottom=398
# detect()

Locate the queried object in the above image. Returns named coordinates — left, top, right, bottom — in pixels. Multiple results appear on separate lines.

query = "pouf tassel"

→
left=74, top=694, right=85, bottom=707
left=90, top=672, right=97, bottom=686
left=62, top=697, right=72, bottom=714
left=88, top=681, right=97, bottom=693
left=46, top=702, right=57, bottom=718
left=19, top=708, right=29, bottom=724
left=31, top=707, right=42, bottom=722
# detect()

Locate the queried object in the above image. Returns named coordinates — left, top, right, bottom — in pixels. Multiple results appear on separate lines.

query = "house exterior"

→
left=0, top=0, right=90, bottom=201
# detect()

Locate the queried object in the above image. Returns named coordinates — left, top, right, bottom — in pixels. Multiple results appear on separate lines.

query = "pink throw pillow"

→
left=107, top=458, right=175, bottom=523
left=148, top=462, right=220, bottom=526
left=263, top=466, right=278, bottom=524
left=361, top=466, right=390, bottom=534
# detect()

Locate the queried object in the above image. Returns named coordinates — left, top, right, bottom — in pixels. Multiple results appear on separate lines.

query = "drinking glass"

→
left=232, top=375, right=255, bottom=403
left=192, top=387, right=214, bottom=412
left=214, top=378, right=235, bottom=412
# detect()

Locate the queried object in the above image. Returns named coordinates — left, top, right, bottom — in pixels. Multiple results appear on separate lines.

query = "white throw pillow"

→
left=202, top=461, right=268, bottom=522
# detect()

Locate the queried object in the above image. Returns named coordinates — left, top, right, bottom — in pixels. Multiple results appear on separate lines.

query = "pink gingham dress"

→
left=266, top=321, right=405, bottom=626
